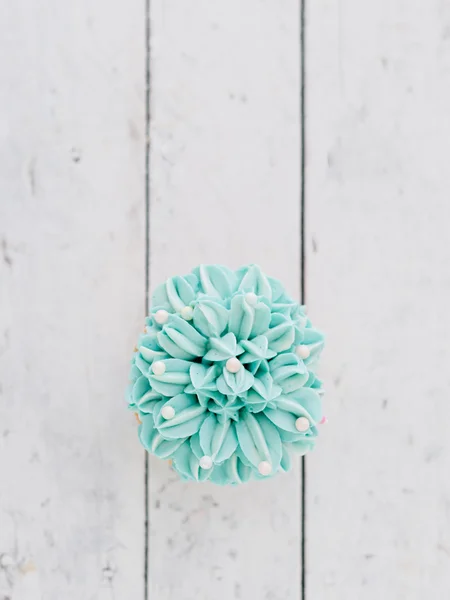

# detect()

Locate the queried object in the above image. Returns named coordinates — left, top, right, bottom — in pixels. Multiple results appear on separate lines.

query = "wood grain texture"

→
left=306, top=1, right=450, bottom=598
left=148, top=1, right=302, bottom=599
left=5, top=0, right=447, bottom=598
left=0, top=2, right=146, bottom=599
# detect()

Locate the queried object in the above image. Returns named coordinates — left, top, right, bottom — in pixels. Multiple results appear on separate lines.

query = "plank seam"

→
left=144, top=0, right=151, bottom=598
left=300, top=1, right=307, bottom=599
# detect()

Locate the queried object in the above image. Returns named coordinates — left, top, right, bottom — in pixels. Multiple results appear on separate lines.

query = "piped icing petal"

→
left=246, top=361, right=282, bottom=413
left=152, top=273, right=199, bottom=312
left=237, top=264, right=273, bottom=302
left=153, top=393, right=207, bottom=439
left=148, top=359, right=191, bottom=397
left=193, top=298, right=229, bottom=337
left=235, top=411, right=282, bottom=472
left=139, top=412, right=186, bottom=458
left=193, top=264, right=238, bottom=299
left=203, top=332, right=243, bottom=362
left=185, top=363, right=222, bottom=404
left=172, top=440, right=211, bottom=482
left=269, top=352, right=309, bottom=393
left=127, top=263, right=325, bottom=485
left=301, top=327, right=326, bottom=364
left=216, top=367, right=254, bottom=396
left=131, top=376, right=161, bottom=414
left=228, top=294, right=271, bottom=340
left=239, top=335, right=277, bottom=364
left=206, top=394, right=244, bottom=421
left=157, top=316, right=207, bottom=359
left=212, top=455, right=252, bottom=485
left=136, top=330, right=169, bottom=360
left=265, top=313, right=296, bottom=353
left=199, top=414, right=238, bottom=464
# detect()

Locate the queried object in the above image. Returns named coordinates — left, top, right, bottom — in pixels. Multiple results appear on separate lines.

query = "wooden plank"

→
left=306, top=1, right=450, bottom=598
left=0, top=2, right=146, bottom=599
left=148, top=1, right=302, bottom=598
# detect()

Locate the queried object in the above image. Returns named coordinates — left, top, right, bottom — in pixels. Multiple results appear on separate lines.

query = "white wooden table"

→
left=1, top=1, right=450, bottom=599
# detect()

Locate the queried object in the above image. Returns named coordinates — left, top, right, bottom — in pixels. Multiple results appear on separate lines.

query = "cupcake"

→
left=127, top=264, right=325, bottom=485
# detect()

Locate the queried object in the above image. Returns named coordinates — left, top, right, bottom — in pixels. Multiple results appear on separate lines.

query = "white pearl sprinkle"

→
left=199, top=455, right=213, bottom=470
left=151, top=361, right=166, bottom=376
left=161, top=405, right=175, bottom=420
left=226, top=357, right=242, bottom=373
left=154, top=309, right=169, bottom=325
left=258, top=461, right=272, bottom=476
left=295, top=416, right=310, bottom=432
left=296, top=345, right=311, bottom=360
left=180, top=306, right=194, bottom=320
left=245, top=292, right=258, bottom=306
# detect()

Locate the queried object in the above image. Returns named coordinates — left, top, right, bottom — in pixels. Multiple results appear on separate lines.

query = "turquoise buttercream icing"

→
left=127, top=264, right=325, bottom=485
